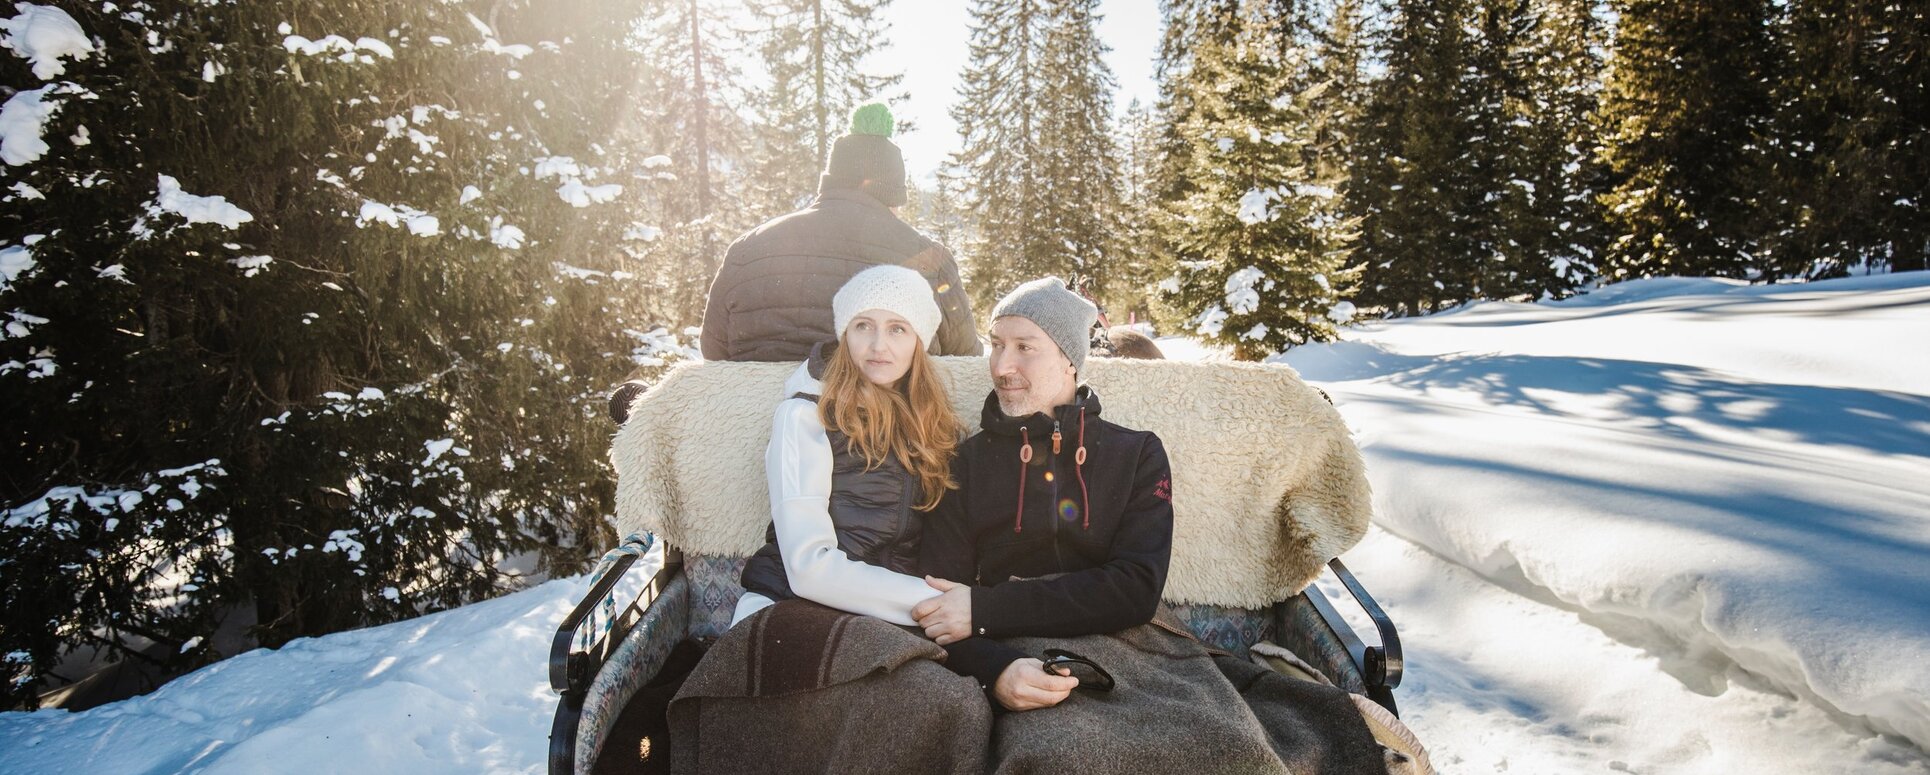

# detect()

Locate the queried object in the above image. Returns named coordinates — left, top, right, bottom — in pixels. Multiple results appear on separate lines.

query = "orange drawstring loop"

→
left=1015, top=428, right=1030, bottom=533
left=1077, top=408, right=1091, bottom=530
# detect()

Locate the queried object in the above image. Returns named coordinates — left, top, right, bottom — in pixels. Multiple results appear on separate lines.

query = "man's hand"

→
left=992, top=658, right=1079, bottom=711
left=913, top=576, right=972, bottom=645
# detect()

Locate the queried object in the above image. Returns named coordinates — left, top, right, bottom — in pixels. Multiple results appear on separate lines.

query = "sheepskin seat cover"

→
left=610, top=357, right=1372, bottom=607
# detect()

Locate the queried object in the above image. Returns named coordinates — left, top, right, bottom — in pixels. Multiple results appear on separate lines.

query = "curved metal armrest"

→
left=1326, top=557, right=1402, bottom=689
left=548, top=538, right=683, bottom=697
left=547, top=538, right=683, bottom=775
left=1303, top=556, right=1404, bottom=714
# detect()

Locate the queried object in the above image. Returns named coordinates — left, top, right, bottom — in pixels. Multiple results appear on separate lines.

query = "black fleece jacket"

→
left=920, top=386, right=1175, bottom=690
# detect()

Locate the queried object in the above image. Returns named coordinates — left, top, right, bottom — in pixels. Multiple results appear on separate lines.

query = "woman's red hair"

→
left=818, top=342, right=962, bottom=511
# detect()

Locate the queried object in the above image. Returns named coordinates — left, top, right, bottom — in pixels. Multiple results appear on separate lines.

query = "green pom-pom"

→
left=849, top=102, right=895, bottom=138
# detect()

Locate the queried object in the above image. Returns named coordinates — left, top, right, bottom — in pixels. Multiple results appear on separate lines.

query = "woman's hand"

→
left=913, top=576, right=973, bottom=645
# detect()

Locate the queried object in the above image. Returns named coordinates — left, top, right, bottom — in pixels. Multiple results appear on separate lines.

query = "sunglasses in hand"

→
left=1040, top=648, right=1115, bottom=692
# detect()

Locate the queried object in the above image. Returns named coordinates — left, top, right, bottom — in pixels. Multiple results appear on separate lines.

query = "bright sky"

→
left=876, top=1, right=1163, bottom=182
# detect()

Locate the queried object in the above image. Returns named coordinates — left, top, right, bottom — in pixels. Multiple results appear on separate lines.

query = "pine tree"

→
left=1348, top=0, right=1484, bottom=316
left=1462, top=0, right=1606, bottom=300
left=1143, top=0, right=1224, bottom=328
left=903, top=171, right=975, bottom=255
left=747, top=0, right=904, bottom=215
left=1114, top=97, right=1168, bottom=325
left=0, top=0, right=692, bottom=707
left=1149, top=0, right=1325, bottom=331
left=1038, top=0, right=1129, bottom=300
left=1157, top=15, right=1359, bottom=360
left=1460, top=0, right=1532, bottom=300
left=1148, top=0, right=1243, bottom=251
left=1304, top=0, right=1368, bottom=185
left=1768, top=0, right=1930, bottom=276
left=1597, top=0, right=1778, bottom=280
left=1513, top=0, right=1610, bottom=295
left=950, top=0, right=1127, bottom=310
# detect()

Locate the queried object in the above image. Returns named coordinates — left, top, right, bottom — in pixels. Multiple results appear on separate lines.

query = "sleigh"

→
left=547, top=357, right=1414, bottom=774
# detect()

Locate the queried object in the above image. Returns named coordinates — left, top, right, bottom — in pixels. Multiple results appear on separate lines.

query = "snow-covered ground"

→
left=1283, top=272, right=1930, bottom=773
left=1, top=273, right=1925, bottom=773
left=0, top=568, right=620, bottom=774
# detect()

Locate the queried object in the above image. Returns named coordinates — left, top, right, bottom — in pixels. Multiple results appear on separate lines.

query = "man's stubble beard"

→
left=996, top=379, right=1040, bottom=419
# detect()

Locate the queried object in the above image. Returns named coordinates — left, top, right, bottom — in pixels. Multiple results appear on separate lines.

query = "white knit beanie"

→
left=832, top=265, right=943, bottom=346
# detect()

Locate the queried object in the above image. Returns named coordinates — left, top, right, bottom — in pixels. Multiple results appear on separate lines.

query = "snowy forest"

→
left=2, top=0, right=1925, bottom=743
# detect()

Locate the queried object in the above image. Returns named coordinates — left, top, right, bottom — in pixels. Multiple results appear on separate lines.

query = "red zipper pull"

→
left=1052, top=431, right=1063, bottom=455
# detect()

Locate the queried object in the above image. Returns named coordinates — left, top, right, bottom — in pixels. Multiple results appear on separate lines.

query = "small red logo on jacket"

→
left=1154, top=478, right=1171, bottom=502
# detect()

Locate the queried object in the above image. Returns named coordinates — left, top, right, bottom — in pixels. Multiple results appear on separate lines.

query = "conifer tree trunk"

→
left=748, top=0, right=902, bottom=215
left=814, top=1, right=828, bottom=164
left=1769, top=0, right=1929, bottom=276
left=690, top=0, right=714, bottom=235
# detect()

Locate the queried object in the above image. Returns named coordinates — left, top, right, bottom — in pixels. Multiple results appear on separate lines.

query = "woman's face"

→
left=845, top=309, right=920, bottom=387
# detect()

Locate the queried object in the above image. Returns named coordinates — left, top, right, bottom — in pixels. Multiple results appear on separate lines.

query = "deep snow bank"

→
left=1328, top=525, right=1930, bottom=773
left=0, top=571, right=610, bottom=774
left=1279, top=273, right=1930, bottom=752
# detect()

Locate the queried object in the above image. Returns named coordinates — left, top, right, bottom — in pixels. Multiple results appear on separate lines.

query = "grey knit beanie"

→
left=991, top=277, right=1098, bottom=377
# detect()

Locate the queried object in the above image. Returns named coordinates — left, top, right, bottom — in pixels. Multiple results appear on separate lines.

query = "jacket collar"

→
left=978, top=385, right=1103, bottom=439
left=806, top=339, right=837, bottom=382
left=781, top=341, right=835, bottom=399
left=813, top=187, right=891, bottom=212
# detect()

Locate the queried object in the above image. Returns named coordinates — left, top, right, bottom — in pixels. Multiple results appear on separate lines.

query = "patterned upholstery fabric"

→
left=1271, top=593, right=1368, bottom=696
left=684, top=554, right=749, bottom=641
left=575, top=575, right=690, bottom=775
left=1168, top=603, right=1273, bottom=659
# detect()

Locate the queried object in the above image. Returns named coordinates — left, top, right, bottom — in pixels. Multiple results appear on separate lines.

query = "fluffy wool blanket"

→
left=988, top=612, right=1389, bottom=775
left=666, top=600, right=991, bottom=774
left=611, top=356, right=1372, bottom=607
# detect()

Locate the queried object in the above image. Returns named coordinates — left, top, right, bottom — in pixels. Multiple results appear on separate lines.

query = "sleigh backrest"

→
left=611, top=356, right=1373, bottom=610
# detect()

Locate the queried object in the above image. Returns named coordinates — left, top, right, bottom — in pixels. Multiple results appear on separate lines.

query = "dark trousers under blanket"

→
left=989, top=614, right=1388, bottom=775
left=667, top=600, right=992, bottom=774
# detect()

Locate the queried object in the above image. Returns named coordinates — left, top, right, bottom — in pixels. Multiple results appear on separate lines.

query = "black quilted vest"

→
left=739, top=343, right=926, bottom=603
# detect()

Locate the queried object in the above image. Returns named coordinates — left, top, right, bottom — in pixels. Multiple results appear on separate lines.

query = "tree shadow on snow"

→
left=1332, top=347, right=1930, bottom=462
left=1406, top=276, right=1930, bottom=328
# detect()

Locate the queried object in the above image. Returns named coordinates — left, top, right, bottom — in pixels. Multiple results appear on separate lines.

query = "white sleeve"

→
left=766, top=399, right=941, bottom=626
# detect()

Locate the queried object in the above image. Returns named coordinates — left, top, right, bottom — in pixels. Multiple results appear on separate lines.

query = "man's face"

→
left=988, top=316, right=1077, bottom=418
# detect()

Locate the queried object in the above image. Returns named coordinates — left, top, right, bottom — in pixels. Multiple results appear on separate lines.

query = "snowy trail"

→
left=1332, top=525, right=1930, bottom=774
left=1266, top=272, right=1930, bottom=771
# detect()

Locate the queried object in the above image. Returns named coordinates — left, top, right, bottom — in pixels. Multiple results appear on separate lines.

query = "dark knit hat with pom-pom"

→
left=820, top=102, right=908, bottom=207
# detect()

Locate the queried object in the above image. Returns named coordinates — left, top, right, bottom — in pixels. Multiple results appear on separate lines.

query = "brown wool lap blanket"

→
left=989, top=611, right=1388, bottom=775
left=666, top=600, right=992, bottom=775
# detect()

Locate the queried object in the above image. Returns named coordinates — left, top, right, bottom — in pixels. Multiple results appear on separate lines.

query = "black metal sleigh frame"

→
left=545, top=533, right=1402, bottom=775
